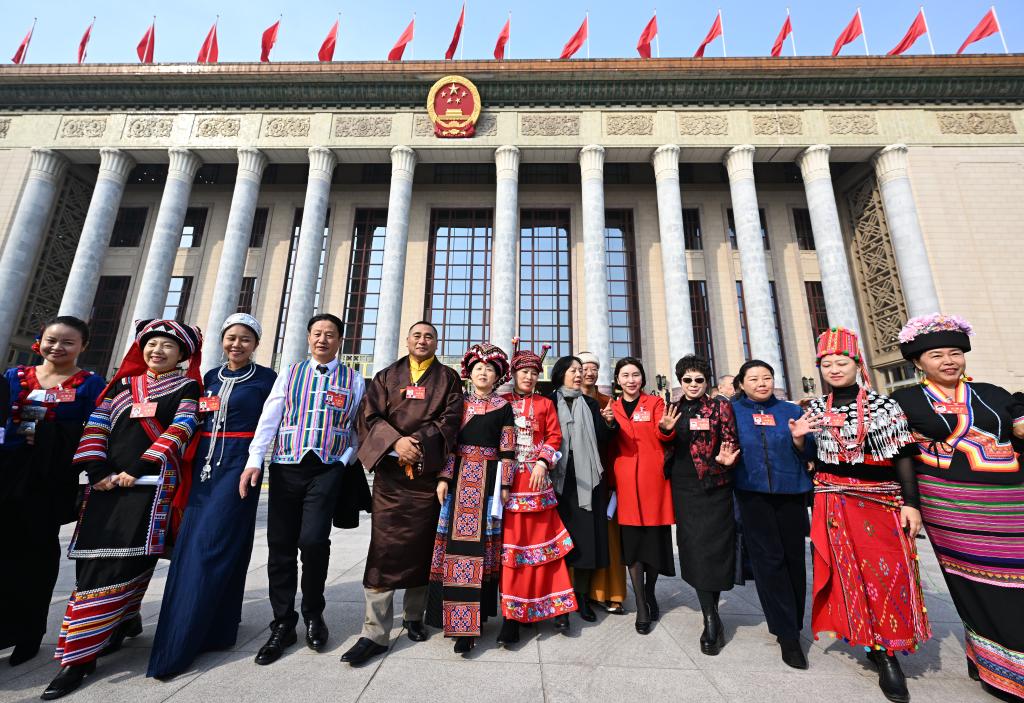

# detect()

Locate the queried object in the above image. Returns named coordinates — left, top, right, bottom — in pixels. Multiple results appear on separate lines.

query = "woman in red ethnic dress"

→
left=497, top=340, right=577, bottom=646
left=806, top=328, right=930, bottom=703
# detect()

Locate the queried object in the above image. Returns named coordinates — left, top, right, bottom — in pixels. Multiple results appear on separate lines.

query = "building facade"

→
left=1, top=56, right=1022, bottom=394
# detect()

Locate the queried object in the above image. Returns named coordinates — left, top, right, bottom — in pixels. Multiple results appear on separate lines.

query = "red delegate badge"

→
left=198, top=396, right=221, bottom=412
left=689, top=417, right=711, bottom=431
left=325, top=391, right=346, bottom=409
left=752, top=413, right=776, bottom=427
left=823, top=412, right=847, bottom=427
left=44, top=389, right=76, bottom=404
left=632, top=409, right=652, bottom=422
left=935, top=402, right=969, bottom=415
left=131, top=402, right=158, bottom=419
left=406, top=386, right=426, bottom=400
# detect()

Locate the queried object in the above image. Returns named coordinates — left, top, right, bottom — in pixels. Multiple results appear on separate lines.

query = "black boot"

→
left=254, top=621, right=298, bottom=665
left=552, top=615, right=570, bottom=633
left=98, top=614, right=143, bottom=657
left=496, top=619, right=520, bottom=646
left=779, top=638, right=808, bottom=669
left=453, top=636, right=475, bottom=654
left=576, top=594, right=596, bottom=622
left=699, top=609, right=725, bottom=656
left=41, top=660, right=96, bottom=700
left=867, top=650, right=909, bottom=703
left=10, top=639, right=41, bottom=666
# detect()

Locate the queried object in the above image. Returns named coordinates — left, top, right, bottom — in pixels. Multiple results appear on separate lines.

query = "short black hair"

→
left=408, top=320, right=438, bottom=336
left=675, top=355, right=711, bottom=383
left=550, top=355, right=582, bottom=388
left=736, top=359, right=775, bottom=386
left=613, top=357, right=647, bottom=389
left=40, top=315, right=90, bottom=346
left=307, top=313, right=343, bottom=335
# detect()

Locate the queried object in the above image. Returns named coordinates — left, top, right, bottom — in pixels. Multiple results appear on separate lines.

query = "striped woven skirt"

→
left=918, top=475, right=1024, bottom=699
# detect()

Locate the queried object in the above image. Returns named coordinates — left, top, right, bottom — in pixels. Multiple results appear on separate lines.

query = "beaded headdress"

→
left=461, top=342, right=510, bottom=384
left=510, top=336, right=551, bottom=374
left=898, top=313, right=973, bottom=360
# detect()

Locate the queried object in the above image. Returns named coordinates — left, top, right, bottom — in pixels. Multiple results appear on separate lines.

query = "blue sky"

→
left=6, top=0, right=1020, bottom=64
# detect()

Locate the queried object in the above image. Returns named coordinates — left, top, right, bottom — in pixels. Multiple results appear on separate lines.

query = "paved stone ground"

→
left=0, top=493, right=997, bottom=703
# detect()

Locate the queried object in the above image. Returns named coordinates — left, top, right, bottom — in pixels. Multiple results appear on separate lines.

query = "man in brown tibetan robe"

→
left=340, top=321, right=462, bottom=666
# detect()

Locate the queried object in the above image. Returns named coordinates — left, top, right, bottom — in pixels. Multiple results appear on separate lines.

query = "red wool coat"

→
left=609, top=393, right=675, bottom=526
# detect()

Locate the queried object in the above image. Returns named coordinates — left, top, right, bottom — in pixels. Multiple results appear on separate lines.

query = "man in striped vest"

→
left=242, top=313, right=365, bottom=666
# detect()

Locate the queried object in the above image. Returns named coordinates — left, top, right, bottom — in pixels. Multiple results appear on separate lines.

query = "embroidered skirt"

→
left=810, top=473, right=931, bottom=654
left=500, top=463, right=577, bottom=622
left=918, top=475, right=1024, bottom=699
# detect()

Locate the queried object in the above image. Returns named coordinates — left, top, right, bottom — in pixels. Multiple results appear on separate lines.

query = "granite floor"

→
left=0, top=494, right=999, bottom=703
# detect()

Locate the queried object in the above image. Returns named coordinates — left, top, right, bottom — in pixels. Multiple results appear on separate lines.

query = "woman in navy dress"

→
left=148, top=313, right=277, bottom=679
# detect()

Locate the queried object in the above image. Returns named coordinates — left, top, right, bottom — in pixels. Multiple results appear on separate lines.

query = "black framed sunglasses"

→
left=681, top=376, right=706, bottom=385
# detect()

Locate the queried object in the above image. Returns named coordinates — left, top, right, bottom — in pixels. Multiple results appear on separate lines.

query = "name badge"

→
left=198, top=396, right=221, bottom=413
left=752, top=413, right=776, bottom=427
left=131, top=402, right=158, bottom=419
left=689, top=417, right=711, bottom=431
left=823, top=412, right=847, bottom=428
left=632, top=409, right=652, bottom=422
left=935, top=402, right=969, bottom=415
left=325, top=391, right=347, bottom=409
left=44, top=388, right=77, bottom=404
left=406, top=386, right=426, bottom=400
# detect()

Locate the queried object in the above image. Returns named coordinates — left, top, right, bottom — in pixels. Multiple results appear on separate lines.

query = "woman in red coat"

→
left=608, top=357, right=680, bottom=635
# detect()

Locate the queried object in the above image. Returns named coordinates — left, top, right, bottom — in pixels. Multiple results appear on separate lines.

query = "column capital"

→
left=494, top=145, right=521, bottom=178
left=97, top=148, right=135, bottom=182
left=237, top=147, right=268, bottom=178
left=872, top=144, right=909, bottom=186
left=724, top=144, right=756, bottom=181
left=651, top=144, right=681, bottom=180
left=307, top=146, right=337, bottom=178
left=390, top=145, right=417, bottom=179
left=796, top=144, right=832, bottom=183
left=28, top=148, right=68, bottom=183
left=579, top=144, right=605, bottom=179
left=167, top=147, right=203, bottom=181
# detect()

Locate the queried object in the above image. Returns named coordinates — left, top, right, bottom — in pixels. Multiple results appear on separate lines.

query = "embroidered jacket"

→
left=666, top=395, right=739, bottom=489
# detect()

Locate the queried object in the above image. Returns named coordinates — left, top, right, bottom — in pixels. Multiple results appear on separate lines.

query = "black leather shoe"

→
left=868, top=651, right=909, bottom=703
left=635, top=617, right=652, bottom=635
left=254, top=621, right=297, bottom=665
left=496, top=619, right=520, bottom=646
left=340, top=637, right=387, bottom=666
left=645, top=586, right=660, bottom=621
left=577, top=596, right=597, bottom=623
left=403, top=620, right=428, bottom=642
left=605, top=601, right=626, bottom=615
left=552, top=615, right=570, bottom=632
left=99, top=614, right=142, bottom=657
left=10, top=640, right=41, bottom=666
left=453, top=636, right=475, bottom=654
left=699, top=611, right=725, bottom=656
left=41, top=660, right=96, bottom=700
left=779, top=639, right=809, bottom=670
left=304, top=617, right=329, bottom=652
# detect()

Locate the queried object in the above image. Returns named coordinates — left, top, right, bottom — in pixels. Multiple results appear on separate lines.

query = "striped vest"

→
left=272, top=360, right=359, bottom=465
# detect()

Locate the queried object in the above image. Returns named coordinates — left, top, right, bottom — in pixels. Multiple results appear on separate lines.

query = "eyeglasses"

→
left=681, top=377, right=706, bottom=385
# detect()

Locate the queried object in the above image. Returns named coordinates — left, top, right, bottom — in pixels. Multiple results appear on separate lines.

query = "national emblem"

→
left=427, top=75, right=481, bottom=138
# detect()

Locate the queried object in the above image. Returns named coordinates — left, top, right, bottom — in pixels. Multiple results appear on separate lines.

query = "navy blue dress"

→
left=147, top=363, right=276, bottom=677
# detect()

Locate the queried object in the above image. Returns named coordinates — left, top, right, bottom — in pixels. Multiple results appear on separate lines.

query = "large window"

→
left=178, top=207, right=208, bottom=248
left=793, top=208, right=815, bottom=250
left=689, top=280, right=716, bottom=380
left=273, top=208, right=330, bottom=361
left=519, top=210, right=573, bottom=358
left=109, top=207, right=148, bottom=247
left=341, top=209, right=387, bottom=357
left=736, top=280, right=791, bottom=395
left=78, top=276, right=130, bottom=372
left=683, top=208, right=703, bottom=250
left=604, top=210, right=641, bottom=359
left=424, top=209, right=493, bottom=357
left=237, top=277, right=256, bottom=315
left=727, top=208, right=770, bottom=250
left=163, top=276, right=193, bottom=322
left=805, top=281, right=830, bottom=341
left=249, top=207, right=269, bottom=248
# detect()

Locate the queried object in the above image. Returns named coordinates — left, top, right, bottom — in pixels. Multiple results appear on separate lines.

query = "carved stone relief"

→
left=59, top=117, right=107, bottom=138
left=677, top=113, right=729, bottom=136
left=334, top=115, right=392, bottom=138
left=826, top=112, right=879, bottom=135
left=521, top=114, right=580, bottom=137
left=195, top=117, right=242, bottom=138
left=752, top=113, right=803, bottom=136
left=0, top=118, right=9, bottom=139
left=605, top=113, right=654, bottom=136
left=936, top=112, right=1016, bottom=135
left=263, top=116, right=311, bottom=138
left=126, top=117, right=174, bottom=139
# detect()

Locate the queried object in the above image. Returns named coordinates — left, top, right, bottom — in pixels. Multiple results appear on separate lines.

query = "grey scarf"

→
left=554, top=387, right=603, bottom=511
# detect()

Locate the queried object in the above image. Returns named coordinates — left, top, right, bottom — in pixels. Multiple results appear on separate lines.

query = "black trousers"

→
left=734, top=489, right=809, bottom=642
left=0, top=490, right=61, bottom=648
left=267, top=455, right=342, bottom=626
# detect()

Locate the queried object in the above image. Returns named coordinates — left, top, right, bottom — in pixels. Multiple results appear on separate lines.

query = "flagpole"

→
left=84, top=16, right=96, bottom=63
left=857, top=7, right=869, bottom=55
left=654, top=9, right=660, bottom=58
left=920, top=6, right=935, bottom=56
left=508, top=11, right=512, bottom=59
left=460, top=2, right=465, bottom=60
left=411, top=12, right=416, bottom=60
left=586, top=11, right=590, bottom=59
left=991, top=5, right=1009, bottom=54
left=28, top=17, right=37, bottom=61
left=150, top=15, right=156, bottom=62
left=788, top=7, right=796, bottom=56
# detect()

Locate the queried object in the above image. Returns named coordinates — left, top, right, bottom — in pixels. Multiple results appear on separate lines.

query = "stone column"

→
left=796, top=145, right=861, bottom=335
left=490, top=145, right=520, bottom=351
left=280, top=147, right=337, bottom=369
left=201, top=147, right=268, bottom=371
left=724, top=145, right=786, bottom=389
left=59, top=148, right=135, bottom=320
left=371, top=146, right=417, bottom=375
left=0, top=148, right=68, bottom=355
left=131, top=148, right=203, bottom=321
left=579, top=145, right=612, bottom=388
left=872, top=144, right=941, bottom=317
left=652, top=144, right=695, bottom=382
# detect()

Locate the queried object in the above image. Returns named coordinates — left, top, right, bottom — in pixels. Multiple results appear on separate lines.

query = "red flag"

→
left=694, top=13, right=723, bottom=57
left=318, top=19, right=339, bottom=61
left=888, top=9, right=927, bottom=56
left=832, top=10, right=863, bottom=56
left=494, top=18, right=510, bottom=60
left=560, top=16, right=588, bottom=59
left=137, top=22, right=155, bottom=64
left=771, top=15, right=792, bottom=57
left=388, top=19, right=415, bottom=61
left=78, top=20, right=94, bottom=64
left=197, top=22, right=219, bottom=64
left=261, top=20, right=280, bottom=63
left=636, top=15, right=658, bottom=59
left=11, top=23, right=33, bottom=64
left=957, top=8, right=1000, bottom=54
left=445, top=4, right=465, bottom=60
